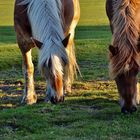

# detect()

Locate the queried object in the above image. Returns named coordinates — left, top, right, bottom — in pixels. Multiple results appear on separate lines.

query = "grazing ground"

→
left=1, top=0, right=140, bottom=140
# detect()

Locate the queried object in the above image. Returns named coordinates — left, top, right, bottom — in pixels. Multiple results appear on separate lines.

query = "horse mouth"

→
left=50, top=96, right=65, bottom=104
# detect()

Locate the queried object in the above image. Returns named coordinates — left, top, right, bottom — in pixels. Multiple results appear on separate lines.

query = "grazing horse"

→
left=106, top=0, right=140, bottom=113
left=14, top=0, right=80, bottom=104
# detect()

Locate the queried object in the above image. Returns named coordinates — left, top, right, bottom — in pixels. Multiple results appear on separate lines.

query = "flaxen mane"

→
left=110, top=0, right=140, bottom=78
left=19, top=0, right=68, bottom=78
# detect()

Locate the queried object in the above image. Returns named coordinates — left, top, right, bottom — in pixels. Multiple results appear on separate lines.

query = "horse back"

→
left=14, top=0, right=78, bottom=37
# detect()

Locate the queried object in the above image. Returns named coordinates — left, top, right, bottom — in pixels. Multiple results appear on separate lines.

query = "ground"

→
left=1, top=0, right=140, bottom=140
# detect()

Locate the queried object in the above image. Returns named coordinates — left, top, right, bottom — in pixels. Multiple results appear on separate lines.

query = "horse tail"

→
left=110, top=0, right=140, bottom=78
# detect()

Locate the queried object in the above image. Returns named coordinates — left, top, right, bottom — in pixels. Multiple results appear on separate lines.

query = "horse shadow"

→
left=1, top=82, right=139, bottom=121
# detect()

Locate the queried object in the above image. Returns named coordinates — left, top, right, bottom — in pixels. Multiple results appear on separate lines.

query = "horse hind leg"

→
left=64, top=0, right=80, bottom=93
left=64, top=34, right=76, bottom=93
left=64, top=1, right=80, bottom=93
left=17, top=36, right=37, bottom=105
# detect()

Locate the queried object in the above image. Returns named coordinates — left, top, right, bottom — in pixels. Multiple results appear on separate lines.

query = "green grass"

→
left=1, top=0, right=140, bottom=140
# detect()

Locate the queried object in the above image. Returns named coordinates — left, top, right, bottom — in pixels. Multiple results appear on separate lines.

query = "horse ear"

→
left=109, top=45, right=118, bottom=56
left=31, top=37, right=43, bottom=49
left=62, top=33, right=71, bottom=48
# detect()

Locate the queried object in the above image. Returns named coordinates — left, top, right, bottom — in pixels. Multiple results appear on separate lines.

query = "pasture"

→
left=0, top=0, right=140, bottom=140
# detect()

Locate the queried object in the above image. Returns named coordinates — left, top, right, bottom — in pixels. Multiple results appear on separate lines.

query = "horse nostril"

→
left=121, top=107, right=129, bottom=114
left=130, top=106, right=137, bottom=113
left=50, top=96, right=58, bottom=104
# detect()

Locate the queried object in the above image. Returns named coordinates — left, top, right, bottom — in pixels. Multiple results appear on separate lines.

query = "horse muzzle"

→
left=121, top=106, right=137, bottom=114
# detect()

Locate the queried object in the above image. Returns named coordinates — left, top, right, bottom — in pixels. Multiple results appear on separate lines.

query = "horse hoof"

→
left=21, top=94, right=37, bottom=105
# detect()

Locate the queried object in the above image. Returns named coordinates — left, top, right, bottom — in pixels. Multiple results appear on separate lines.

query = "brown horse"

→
left=14, top=0, right=80, bottom=104
left=106, top=0, right=140, bottom=113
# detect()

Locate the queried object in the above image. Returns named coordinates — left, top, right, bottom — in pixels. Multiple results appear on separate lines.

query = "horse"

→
left=106, top=0, right=140, bottom=113
left=14, top=0, right=80, bottom=104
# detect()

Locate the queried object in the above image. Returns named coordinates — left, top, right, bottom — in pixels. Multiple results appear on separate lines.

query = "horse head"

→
left=33, top=34, right=70, bottom=104
left=109, top=45, right=139, bottom=113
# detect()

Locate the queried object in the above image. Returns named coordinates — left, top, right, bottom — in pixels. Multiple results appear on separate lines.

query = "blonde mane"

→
left=20, top=0, right=68, bottom=78
left=109, top=0, right=140, bottom=79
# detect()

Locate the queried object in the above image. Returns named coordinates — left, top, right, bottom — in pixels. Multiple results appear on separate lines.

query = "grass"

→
left=0, top=0, right=140, bottom=140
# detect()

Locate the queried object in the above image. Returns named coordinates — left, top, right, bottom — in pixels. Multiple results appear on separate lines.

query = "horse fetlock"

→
left=26, top=95, right=37, bottom=105
left=21, top=93, right=37, bottom=105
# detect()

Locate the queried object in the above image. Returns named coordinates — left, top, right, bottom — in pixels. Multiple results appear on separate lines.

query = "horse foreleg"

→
left=21, top=49, right=37, bottom=104
left=64, top=33, right=75, bottom=93
left=17, top=34, right=37, bottom=104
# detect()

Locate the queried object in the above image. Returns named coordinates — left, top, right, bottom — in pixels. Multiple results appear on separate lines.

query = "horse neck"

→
left=21, top=0, right=67, bottom=77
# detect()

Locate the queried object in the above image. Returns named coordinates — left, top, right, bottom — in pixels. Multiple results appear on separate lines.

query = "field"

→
left=1, top=0, right=140, bottom=140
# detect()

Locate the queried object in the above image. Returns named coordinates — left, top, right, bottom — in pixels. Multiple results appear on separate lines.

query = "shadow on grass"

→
left=0, top=26, right=16, bottom=44
left=0, top=80, right=125, bottom=122
left=0, top=80, right=46, bottom=110
left=0, top=81, right=118, bottom=112
left=0, top=95, right=120, bottom=120
left=0, top=25, right=111, bottom=44
left=0, top=83, right=22, bottom=109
